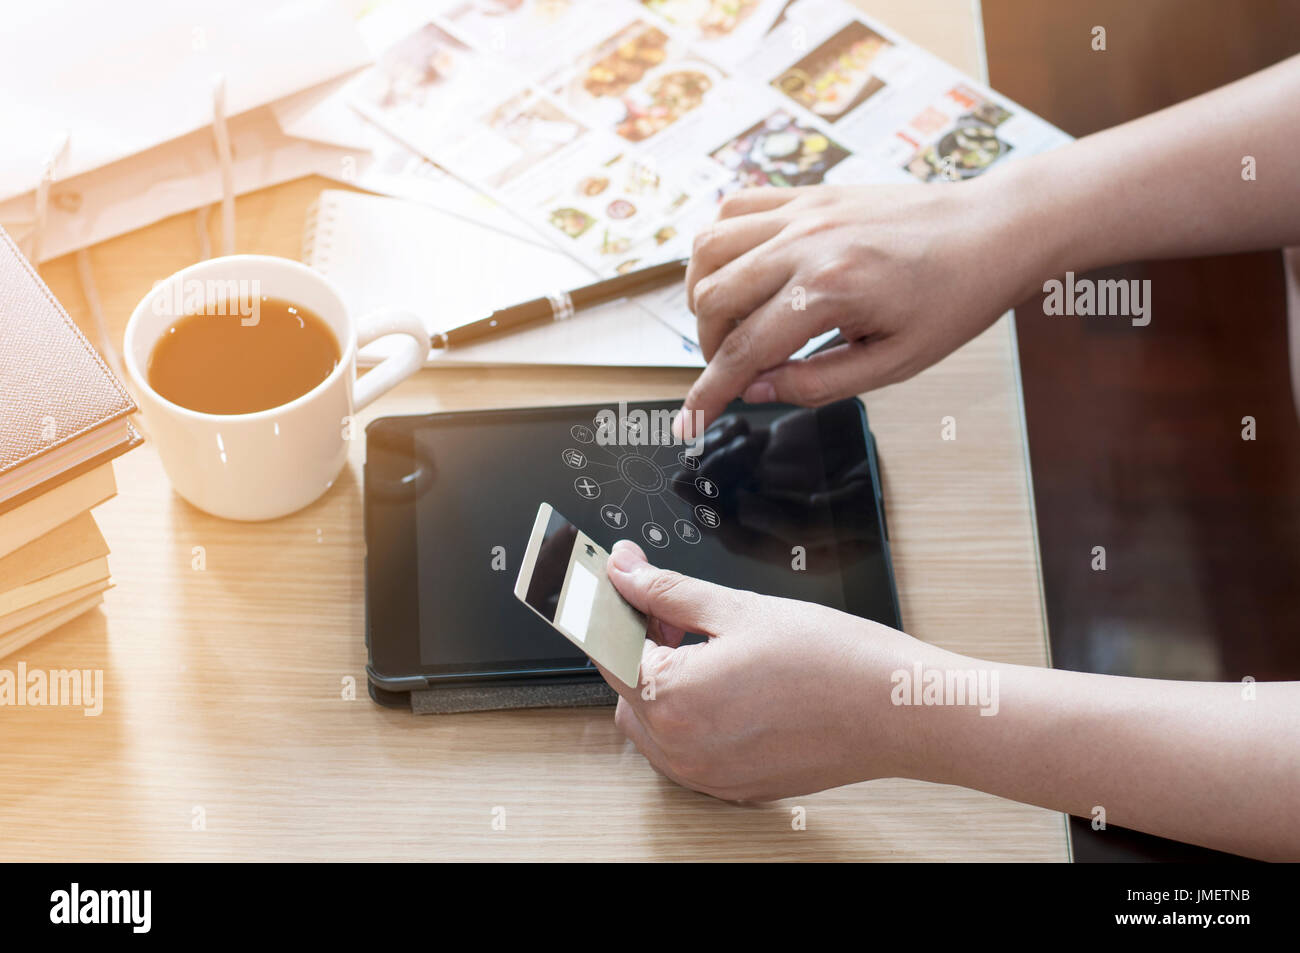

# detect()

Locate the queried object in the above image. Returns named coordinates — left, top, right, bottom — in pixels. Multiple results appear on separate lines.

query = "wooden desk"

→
left=2, top=1, right=1069, bottom=861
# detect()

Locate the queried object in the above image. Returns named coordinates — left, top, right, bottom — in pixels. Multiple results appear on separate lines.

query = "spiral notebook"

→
left=301, top=190, right=702, bottom=368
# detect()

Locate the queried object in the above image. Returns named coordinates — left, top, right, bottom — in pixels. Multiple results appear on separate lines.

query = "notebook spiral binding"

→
left=301, top=195, right=336, bottom=275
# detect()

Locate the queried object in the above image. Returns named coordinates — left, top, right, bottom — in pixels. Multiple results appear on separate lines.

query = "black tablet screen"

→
left=365, top=399, right=898, bottom=679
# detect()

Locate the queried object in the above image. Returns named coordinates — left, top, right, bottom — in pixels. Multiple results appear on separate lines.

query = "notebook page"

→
left=303, top=190, right=701, bottom=368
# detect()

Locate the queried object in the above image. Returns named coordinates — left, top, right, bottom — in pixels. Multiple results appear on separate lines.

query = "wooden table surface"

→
left=1, top=0, right=1070, bottom=861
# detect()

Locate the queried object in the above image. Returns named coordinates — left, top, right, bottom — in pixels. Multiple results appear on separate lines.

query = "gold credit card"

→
left=514, top=502, right=646, bottom=689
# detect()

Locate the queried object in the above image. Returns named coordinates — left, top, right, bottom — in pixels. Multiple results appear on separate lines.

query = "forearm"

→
left=983, top=52, right=1300, bottom=279
left=882, top=642, right=1300, bottom=860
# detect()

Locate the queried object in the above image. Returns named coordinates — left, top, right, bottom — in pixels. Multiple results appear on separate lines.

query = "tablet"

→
left=364, top=398, right=899, bottom=692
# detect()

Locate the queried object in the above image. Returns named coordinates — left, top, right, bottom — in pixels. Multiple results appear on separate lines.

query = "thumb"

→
left=606, top=539, right=747, bottom=638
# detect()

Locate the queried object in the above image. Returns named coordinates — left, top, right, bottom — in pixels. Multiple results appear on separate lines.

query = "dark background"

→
left=982, top=0, right=1300, bottom=861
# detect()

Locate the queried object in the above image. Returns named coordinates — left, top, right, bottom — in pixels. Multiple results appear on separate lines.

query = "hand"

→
left=679, top=177, right=1046, bottom=434
left=599, top=539, right=916, bottom=801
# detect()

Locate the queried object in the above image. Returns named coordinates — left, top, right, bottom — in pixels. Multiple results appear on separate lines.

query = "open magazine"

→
left=348, top=0, right=1072, bottom=347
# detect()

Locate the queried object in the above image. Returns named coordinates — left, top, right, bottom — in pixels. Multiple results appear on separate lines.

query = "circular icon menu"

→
left=561, top=417, right=721, bottom=549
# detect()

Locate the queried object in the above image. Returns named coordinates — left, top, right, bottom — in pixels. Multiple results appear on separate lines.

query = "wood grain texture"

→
left=0, top=0, right=1069, bottom=861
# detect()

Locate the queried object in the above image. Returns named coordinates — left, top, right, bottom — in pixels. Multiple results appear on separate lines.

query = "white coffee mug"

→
left=124, top=255, right=427, bottom=520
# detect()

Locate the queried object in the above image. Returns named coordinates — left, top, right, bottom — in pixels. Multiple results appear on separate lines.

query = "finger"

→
left=613, top=698, right=692, bottom=787
left=714, top=187, right=804, bottom=220
left=590, top=637, right=663, bottom=708
left=741, top=338, right=907, bottom=407
left=648, top=615, right=687, bottom=649
left=692, top=240, right=793, bottom=361
left=606, top=539, right=746, bottom=635
left=594, top=628, right=703, bottom=728
left=681, top=284, right=831, bottom=436
left=604, top=541, right=684, bottom=647
left=686, top=212, right=787, bottom=314
left=614, top=698, right=732, bottom=800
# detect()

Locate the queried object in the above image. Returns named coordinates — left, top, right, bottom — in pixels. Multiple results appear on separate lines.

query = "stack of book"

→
left=0, top=226, right=140, bottom=658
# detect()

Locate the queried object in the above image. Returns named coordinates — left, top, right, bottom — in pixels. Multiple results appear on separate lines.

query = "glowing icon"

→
left=694, top=476, right=718, bottom=498
left=600, top=503, right=628, bottom=529
left=574, top=477, right=601, bottom=500
left=642, top=521, right=669, bottom=548
left=571, top=425, right=594, bottom=444
left=674, top=518, right=700, bottom=544
left=562, top=448, right=587, bottom=469
left=678, top=450, right=701, bottom=470
left=694, top=504, right=720, bottom=529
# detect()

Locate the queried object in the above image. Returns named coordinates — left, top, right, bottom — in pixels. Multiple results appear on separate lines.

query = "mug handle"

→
left=352, top=309, right=429, bottom=411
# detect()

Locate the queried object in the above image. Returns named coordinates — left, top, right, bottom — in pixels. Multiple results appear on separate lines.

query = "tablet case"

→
left=404, top=675, right=618, bottom=715
left=366, top=399, right=898, bottom=716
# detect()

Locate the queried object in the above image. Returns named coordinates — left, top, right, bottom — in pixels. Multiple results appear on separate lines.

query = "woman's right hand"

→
left=679, top=174, right=1054, bottom=435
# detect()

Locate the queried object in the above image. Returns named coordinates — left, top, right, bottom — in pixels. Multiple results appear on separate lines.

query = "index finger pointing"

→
left=682, top=284, right=827, bottom=434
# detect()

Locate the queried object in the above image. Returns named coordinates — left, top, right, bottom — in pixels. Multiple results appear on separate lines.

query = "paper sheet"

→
left=303, top=189, right=701, bottom=367
left=347, top=0, right=1073, bottom=350
left=0, top=0, right=370, bottom=202
left=0, top=109, right=355, bottom=264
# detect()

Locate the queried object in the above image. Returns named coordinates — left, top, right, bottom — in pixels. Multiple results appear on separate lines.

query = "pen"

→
left=429, top=257, right=689, bottom=349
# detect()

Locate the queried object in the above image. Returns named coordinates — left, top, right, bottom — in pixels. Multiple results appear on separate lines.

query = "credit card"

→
left=514, top=502, right=646, bottom=688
